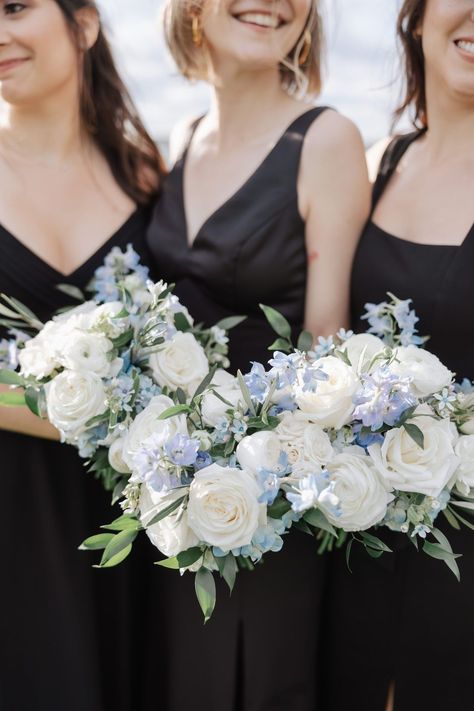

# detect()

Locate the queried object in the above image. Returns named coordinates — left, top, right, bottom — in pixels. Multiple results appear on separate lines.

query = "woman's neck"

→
left=205, top=67, right=302, bottom=148
left=424, top=78, right=474, bottom=161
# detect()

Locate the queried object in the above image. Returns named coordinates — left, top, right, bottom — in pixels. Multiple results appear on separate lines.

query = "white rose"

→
left=323, top=446, right=393, bottom=531
left=296, top=356, right=358, bottom=429
left=236, top=431, right=282, bottom=474
left=369, top=406, right=459, bottom=497
left=343, top=333, right=386, bottom=373
left=454, top=435, right=474, bottom=496
left=149, top=332, right=209, bottom=397
left=187, top=463, right=265, bottom=552
left=275, top=411, right=333, bottom=472
left=140, top=486, right=199, bottom=558
left=19, top=338, right=58, bottom=379
left=59, top=331, right=114, bottom=377
left=201, top=370, right=244, bottom=427
left=391, top=345, right=454, bottom=398
left=45, top=370, right=107, bottom=435
left=122, top=395, right=187, bottom=470
left=108, top=437, right=131, bottom=474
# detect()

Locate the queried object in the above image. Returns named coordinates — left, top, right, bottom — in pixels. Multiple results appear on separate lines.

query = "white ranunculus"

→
left=108, top=437, right=131, bottom=474
left=122, top=395, right=187, bottom=470
left=453, top=435, right=474, bottom=496
left=391, top=345, right=454, bottom=398
left=187, top=463, right=265, bottom=552
left=19, top=339, right=58, bottom=379
left=274, top=411, right=333, bottom=473
left=323, top=446, right=393, bottom=531
left=45, top=370, right=107, bottom=436
left=201, top=370, right=243, bottom=427
left=140, top=486, right=199, bottom=558
left=59, top=331, right=114, bottom=377
left=296, top=356, right=358, bottom=429
left=236, top=431, right=282, bottom=475
left=148, top=331, right=209, bottom=397
left=369, top=405, right=459, bottom=497
left=342, top=333, right=386, bottom=373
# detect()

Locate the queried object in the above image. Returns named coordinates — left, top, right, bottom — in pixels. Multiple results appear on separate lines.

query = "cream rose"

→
left=391, top=345, right=454, bottom=398
left=59, top=331, right=114, bottom=377
left=19, top=338, right=58, bottom=379
left=187, top=464, right=265, bottom=552
left=236, top=431, right=282, bottom=474
left=369, top=406, right=459, bottom=497
left=342, top=333, right=386, bottom=373
left=140, top=487, right=199, bottom=558
left=453, top=435, right=474, bottom=496
left=122, top=395, right=188, bottom=470
left=148, top=332, right=209, bottom=397
left=45, top=370, right=107, bottom=436
left=108, top=437, right=131, bottom=474
left=274, top=411, right=333, bottom=473
left=295, top=356, right=358, bottom=429
left=323, top=446, right=393, bottom=531
left=201, top=370, right=244, bottom=427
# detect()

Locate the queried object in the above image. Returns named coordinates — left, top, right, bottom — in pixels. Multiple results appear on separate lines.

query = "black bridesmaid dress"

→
left=0, top=209, right=152, bottom=711
left=145, top=108, right=330, bottom=711
left=318, top=133, right=474, bottom=711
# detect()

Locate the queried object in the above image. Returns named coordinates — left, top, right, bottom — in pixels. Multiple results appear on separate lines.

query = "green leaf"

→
left=192, top=364, right=217, bottom=401
left=0, top=303, right=23, bottom=320
left=268, top=497, right=291, bottom=519
left=431, top=527, right=455, bottom=554
left=403, top=423, right=425, bottom=449
left=237, top=370, right=256, bottom=416
left=157, top=546, right=204, bottom=570
left=297, top=330, right=313, bottom=353
left=174, top=312, right=191, bottom=332
left=345, top=538, right=353, bottom=572
left=293, top=519, right=313, bottom=536
left=111, top=479, right=127, bottom=506
left=158, top=404, right=192, bottom=420
left=268, top=338, right=292, bottom=353
left=259, top=304, right=292, bottom=341
left=0, top=369, right=25, bottom=386
left=56, top=283, right=85, bottom=302
left=450, top=508, right=474, bottom=531
left=214, top=315, right=246, bottom=331
left=221, top=555, right=238, bottom=594
left=79, top=533, right=115, bottom=551
left=145, top=495, right=186, bottom=527
left=359, top=531, right=392, bottom=553
left=101, top=515, right=141, bottom=533
left=1, top=294, right=43, bottom=329
left=0, top=391, right=26, bottom=407
left=95, top=544, right=133, bottom=568
left=195, top=568, right=216, bottom=623
left=25, top=387, right=42, bottom=417
left=443, top=507, right=461, bottom=530
left=304, top=508, right=337, bottom=537
left=176, top=387, right=187, bottom=405
left=451, top=501, right=474, bottom=511
left=99, top=529, right=138, bottom=567
left=365, top=546, right=384, bottom=558
left=423, top=541, right=461, bottom=581
left=111, top=328, right=134, bottom=349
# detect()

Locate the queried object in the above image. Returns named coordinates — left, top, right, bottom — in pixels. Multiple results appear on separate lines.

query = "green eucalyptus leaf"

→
left=403, top=423, right=425, bottom=449
left=25, top=387, right=41, bottom=417
left=157, top=547, right=204, bottom=570
left=158, top=404, right=192, bottom=420
left=101, top=515, right=141, bottom=533
left=56, top=284, right=85, bottom=302
left=0, top=391, right=26, bottom=407
left=192, top=364, right=218, bottom=401
left=297, top=330, right=313, bottom=353
left=100, top=529, right=138, bottom=566
left=214, top=315, right=246, bottom=331
left=79, top=533, right=115, bottom=551
left=95, top=544, right=133, bottom=569
left=174, top=312, right=191, bottom=332
left=423, top=541, right=461, bottom=581
left=222, top=555, right=238, bottom=594
left=268, top=497, right=292, bottom=519
left=359, top=531, right=392, bottom=553
left=145, top=495, right=186, bottom=527
left=0, top=369, right=25, bottom=386
left=259, top=304, right=292, bottom=341
left=443, top=507, right=461, bottom=530
left=195, top=568, right=216, bottom=623
left=304, top=508, right=337, bottom=537
left=268, top=338, right=292, bottom=353
left=237, top=370, right=256, bottom=416
left=345, top=538, right=353, bottom=572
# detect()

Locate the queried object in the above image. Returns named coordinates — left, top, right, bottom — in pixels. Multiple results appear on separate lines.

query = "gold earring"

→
left=191, top=14, right=203, bottom=47
left=298, top=29, right=312, bottom=66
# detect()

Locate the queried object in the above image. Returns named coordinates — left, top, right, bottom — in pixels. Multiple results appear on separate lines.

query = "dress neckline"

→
left=369, top=220, right=474, bottom=250
left=0, top=208, right=141, bottom=280
left=180, top=107, right=327, bottom=248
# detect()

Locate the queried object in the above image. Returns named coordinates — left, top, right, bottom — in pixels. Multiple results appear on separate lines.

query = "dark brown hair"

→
left=395, top=0, right=428, bottom=128
left=56, top=0, right=166, bottom=204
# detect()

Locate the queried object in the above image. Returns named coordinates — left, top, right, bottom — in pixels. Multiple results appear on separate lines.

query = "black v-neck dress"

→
left=145, top=108, right=330, bottom=711
left=318, top=133, right=474, bottom=711
left=0, top=209, right=152, bottom=711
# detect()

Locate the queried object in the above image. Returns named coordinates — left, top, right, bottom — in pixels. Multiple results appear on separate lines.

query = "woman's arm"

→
left=0, top=384, right=60, bottom=440
left=298, top=110, right=371, bottom=338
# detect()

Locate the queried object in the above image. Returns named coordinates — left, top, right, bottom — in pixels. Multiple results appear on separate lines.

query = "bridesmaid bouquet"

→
left=0, top=245, right=239, bottom=501
left=81, top=298, right=474, bottom=620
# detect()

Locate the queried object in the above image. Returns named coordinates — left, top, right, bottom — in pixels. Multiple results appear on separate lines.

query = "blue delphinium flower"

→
left=337, top=328, right=354, bottom=341
left=268, top=351, right=302, bottom=389
left=353, top=423, right=385, bottom=448
left=107, top=373, right=136, bottom=414
left=135, top=375, right=162, bottom=411
left=353, top=367, right=416, bottom=431
left=132, top=433, right=180, bottom=492
left=256, top=452, right=291, bottom=505
left=212, top=417, right=232, bottom=445
left=164, top=434, right=200, bottom=467
left=194, top=451, right=213, bottom=471
left=244, top=362, right=271, bottom=404
left=311, top=335, right=334, bottom=359
left=77, top=424, right=108, bottom=459
left=287, top=471, right=339, bottom=516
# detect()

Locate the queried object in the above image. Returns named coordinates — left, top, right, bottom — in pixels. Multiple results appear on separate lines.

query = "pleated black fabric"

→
left=144, top=108, right=331, bottom=711
left=0, top=209, right=152, bottom=711
left=319, top=133, right=474, bottom=711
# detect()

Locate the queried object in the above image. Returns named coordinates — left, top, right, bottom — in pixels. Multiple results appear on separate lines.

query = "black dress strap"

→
left=372, top=129, right=426, bottom=209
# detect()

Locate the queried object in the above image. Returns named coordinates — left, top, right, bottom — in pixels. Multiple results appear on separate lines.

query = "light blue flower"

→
left=268, top=351, right=302, bottom=389
left=311, top=335, right=334, bottom=358
left=195, top=451, right=213, bottom=471
left=411, top=523, right=431, bottom=539
left=257, top=452, right=290, bottom=505
left=164, top=434, right=200, bottom=467
left=244, top=362, right=271, bottom=404
left=135, top=375, right=162, bottom=411
left=353, top=367, right=416, bottom=431
left=434, top=387, right=457, bottom=414
left=287, top=472, right=339, bottom=515
left=337, top=328, right=354, bottom=341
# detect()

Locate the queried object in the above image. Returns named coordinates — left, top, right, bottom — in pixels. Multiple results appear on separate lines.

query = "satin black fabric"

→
left=318, top=133, right=474, bottom=711
left=0, top=210, right=152, bottom=711
left=144, top=107, right=331, bottom=711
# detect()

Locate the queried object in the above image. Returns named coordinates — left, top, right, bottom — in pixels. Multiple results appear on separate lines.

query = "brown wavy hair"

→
left=56, top=0, right=166, bottom=204
left=164, top=0, right=323, bottom=97
left=395, top=0, right=428, bottom=128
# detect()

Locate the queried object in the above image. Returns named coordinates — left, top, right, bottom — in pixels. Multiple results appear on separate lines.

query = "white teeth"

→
left=456, top=40, right=474, bottom=55
left=236, top=12, right=280, bottom=29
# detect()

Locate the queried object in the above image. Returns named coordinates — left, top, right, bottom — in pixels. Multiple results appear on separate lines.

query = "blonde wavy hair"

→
left=163, top=0, right=324, bottom=98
